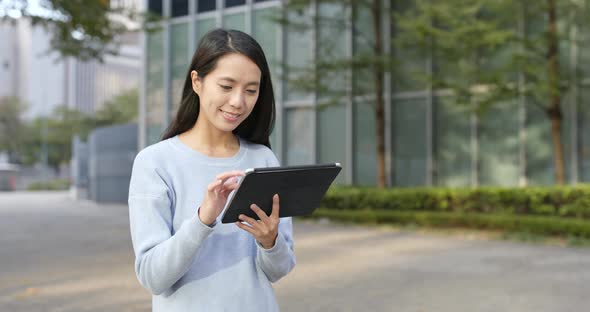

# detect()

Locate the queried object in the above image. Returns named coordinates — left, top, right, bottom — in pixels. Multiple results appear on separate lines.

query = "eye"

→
left=246, top=89, right=258, bottom=95
left=219, top=85, right=232, bottom=90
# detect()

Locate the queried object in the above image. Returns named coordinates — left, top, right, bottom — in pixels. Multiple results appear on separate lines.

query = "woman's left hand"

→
left=236, top=194, right=280, bottom=249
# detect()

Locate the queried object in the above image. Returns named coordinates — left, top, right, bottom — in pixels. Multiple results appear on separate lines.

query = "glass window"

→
left=171, top=0, right=189, bottom=17
left=318, top=102, right=347, bottom=184
left=147, top=32, right=164, bottom=111
left=393, top=1, right=427, bottom=93
left=254, top=7, right=280, bottom=163
left=560, top=91, right=575, bottom=183
left=285, top=10, right=313, bottom=102
left=147, top=31, right=164, bottom=145
left=353, top=4, right=375, bottom=95
left=580, top=86, right=590, bottom=182
left=225, top=0, right=245, bottom=8
left=285, top=107, right=314, bottom=165
left=147, top=112, right=164, bottom=145
left=354, top=99, right=377, bottom=186
left=580, top=27, right=590, bottom=79
left=223, top=12, right=245, bottom=32
left=196, top=18, right=216, bottom=47
left=393, top=97, right=427, bottom=187
left=253, top=8, right=278, bottom=74
left=198, top=0, right=216, bottom=13
left=317, top=3, right=347, bottom=100
left=525, top=99, right=554, bottom=185
left=434, top=96, right=472, bottom=187
left=171, top=23, right=189, bottom=114
left=148, top=0, right=162, bottom=16
left=478, top=99, right=520, bottom=186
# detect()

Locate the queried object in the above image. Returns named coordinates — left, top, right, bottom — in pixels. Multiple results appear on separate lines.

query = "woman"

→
left=128, top=29, right=296, bottom=311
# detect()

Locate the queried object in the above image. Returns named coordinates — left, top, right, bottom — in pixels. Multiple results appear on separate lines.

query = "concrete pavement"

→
left=1, top=191, right=589, bottom=311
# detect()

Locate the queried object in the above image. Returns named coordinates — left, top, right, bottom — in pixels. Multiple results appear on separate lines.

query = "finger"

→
left=235, top=221, right=256, bottom=235
left=250, top=204, right=270, bottom=223
left=238, top=213, right=264, bottom=230
left=221, top=181, right=240, bottom=193
left=220, top=178, right=240, bottom=194
left=207, top=179, right=223, bottom=193
left=222, top=176, right=239, bottom=186
left=271, top=194, right=280, bottom=219
left=220, top=183, right=240, bottom=197
left=216, top=171, right=245, bottom=182
left=218, top=175, right=240, bottom=187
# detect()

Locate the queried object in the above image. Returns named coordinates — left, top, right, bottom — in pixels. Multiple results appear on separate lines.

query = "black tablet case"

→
left=221, top=163, right=341, bottom=223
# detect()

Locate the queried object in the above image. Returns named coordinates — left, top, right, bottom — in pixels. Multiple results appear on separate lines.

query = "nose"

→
left=229, top=90, right=246, bottom=109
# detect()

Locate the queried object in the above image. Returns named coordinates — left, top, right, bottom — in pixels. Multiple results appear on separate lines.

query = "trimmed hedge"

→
left=321, top=185, right=590, bottom=219
left=311, top=209, right=590, bottom=238
left=27, top=179, right=70, bottom=191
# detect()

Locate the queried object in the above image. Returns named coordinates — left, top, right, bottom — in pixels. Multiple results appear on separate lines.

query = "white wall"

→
left=0, top=21, right=18, bottom=98
left=23, top=23, right=66, bottom=119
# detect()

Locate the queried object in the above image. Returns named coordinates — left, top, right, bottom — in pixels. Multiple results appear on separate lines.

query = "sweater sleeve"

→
left=128, top=152, right=215, bottom=295
left=256, top=217, right=296, bottom=282
left=255, top=149, right=296, bottom=283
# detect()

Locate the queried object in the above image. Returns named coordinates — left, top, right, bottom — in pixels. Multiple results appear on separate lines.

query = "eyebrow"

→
left=219, top=77, right=260, bottom=87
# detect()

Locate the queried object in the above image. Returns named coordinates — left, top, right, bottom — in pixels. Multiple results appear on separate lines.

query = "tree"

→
left=515, top=0, right=587, bottom=184
left=0, top=0, right=147, bottom=61
left=94, top=88, right=138, bottom=126
left=277, top=0, right=394, bottom=188
left=397, top=0, right=588, bottom=185
left=17, top=89, right=138, bottom=169
left=20, top=106, right=95, bottom=171
left=0, top=96, right=28, bottom=162
left=397, top=0, right=517, bottom=111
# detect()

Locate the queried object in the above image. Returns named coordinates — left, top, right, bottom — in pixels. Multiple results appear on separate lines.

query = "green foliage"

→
left=396, top=0, right=519, bottom=112
left=397, top=0, right=590, bottom=112
left=321, top=185, right=590, bottom=218
left=278, top=0, right=392, bottom=187
left=1, top=89, right=138, bottom=169
left=18, top=106, right=95, bottom=169
left=26, top=179, right=70, bottom=191
left=0, top=97, right=27, bottom=160
left=0, top=1, right=161, bottom=61
left=94, top=88, right=138, bottom=126
left=278, top=1, right=395, bottom=98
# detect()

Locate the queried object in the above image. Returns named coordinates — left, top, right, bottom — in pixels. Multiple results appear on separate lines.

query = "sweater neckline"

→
left=170, top=135, right=247, bottom=166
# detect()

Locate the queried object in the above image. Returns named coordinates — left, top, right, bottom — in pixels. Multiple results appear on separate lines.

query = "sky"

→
left=0, top=0, right=60, bottom=19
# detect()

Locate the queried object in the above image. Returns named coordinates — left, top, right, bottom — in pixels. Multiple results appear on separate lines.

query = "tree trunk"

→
left=547, top=0, right=566, bottom=184
left=371, top=0, right=387, bottom=188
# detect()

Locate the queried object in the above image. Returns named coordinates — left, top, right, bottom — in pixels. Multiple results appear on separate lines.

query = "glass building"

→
left=141, top=0, right=590, bottom=187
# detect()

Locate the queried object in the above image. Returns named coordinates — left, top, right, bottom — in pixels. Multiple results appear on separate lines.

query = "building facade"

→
left=141, top=0, right=590, bottom=187
left=0, top=1, right=141, bottom=119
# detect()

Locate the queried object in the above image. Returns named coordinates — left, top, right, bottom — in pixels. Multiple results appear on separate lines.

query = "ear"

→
left=191, top=70, right=202, bottom=95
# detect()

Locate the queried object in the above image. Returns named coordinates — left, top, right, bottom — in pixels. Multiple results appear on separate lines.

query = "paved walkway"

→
left=1, top=192, right=589, bottom=311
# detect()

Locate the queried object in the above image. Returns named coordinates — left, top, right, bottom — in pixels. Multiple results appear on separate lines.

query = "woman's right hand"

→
left=198, top=170, right=245, bottom=225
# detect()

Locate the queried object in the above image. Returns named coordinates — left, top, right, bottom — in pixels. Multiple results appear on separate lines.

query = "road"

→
left=1, top=192, right=589, bottom=311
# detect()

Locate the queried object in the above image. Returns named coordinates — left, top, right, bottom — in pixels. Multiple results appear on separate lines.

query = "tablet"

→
left=221, top=163, right=342, bottom=224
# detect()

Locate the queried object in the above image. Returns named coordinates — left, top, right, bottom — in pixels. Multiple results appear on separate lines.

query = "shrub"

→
left=321, top=185, right=590, bottom=219
left=27, top=179, right=70, bottom=191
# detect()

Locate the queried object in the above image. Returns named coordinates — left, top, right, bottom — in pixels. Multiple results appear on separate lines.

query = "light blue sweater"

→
left=128, top=135, right=296, bottom=311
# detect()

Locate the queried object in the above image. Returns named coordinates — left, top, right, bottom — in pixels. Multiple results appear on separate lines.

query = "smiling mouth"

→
left=220, top=109, right=241, bottom=119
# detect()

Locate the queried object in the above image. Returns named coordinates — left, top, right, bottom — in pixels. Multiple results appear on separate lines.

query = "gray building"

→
left=0, top=19, right=66, bottom=119
left=140, top=0, right=590, bottom=188
left=0, top=3, right=141, bottom=119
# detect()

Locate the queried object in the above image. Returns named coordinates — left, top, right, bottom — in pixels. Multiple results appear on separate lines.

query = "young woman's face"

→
left=192, top=53, right=261, bottom=133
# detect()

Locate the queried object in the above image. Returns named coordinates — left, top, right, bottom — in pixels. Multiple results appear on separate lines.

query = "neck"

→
left=179, top=115, right=239, bottom=157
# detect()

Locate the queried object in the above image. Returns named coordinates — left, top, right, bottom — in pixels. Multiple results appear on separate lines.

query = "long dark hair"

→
left=161, top=28, right=275, bottom=148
